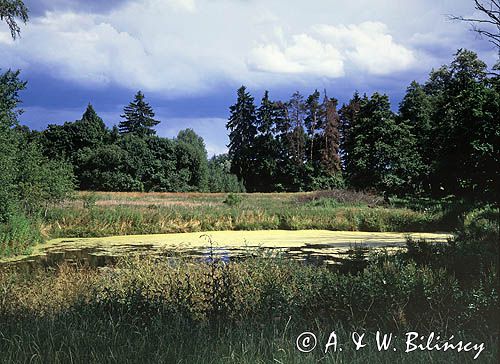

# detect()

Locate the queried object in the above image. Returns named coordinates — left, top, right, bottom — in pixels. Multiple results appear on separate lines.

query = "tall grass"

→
left=0, top=255, right=497, bottom=363
left=43, top=198, right=446, bottom=238
left=0, top=214, right=43, bottom=257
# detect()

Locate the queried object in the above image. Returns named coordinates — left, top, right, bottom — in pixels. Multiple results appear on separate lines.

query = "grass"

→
left=1, top=316, right=496, bottom=363
left=42, top=191, right=451, bottom=239
left=0, top=251, right=497, bottom=363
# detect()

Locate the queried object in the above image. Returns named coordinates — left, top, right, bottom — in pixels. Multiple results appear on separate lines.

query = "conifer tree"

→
left=339, top=91, right=363, bottom=173
left=73, top=104, right=108, bottom=149
left=119, top=91, right=160, bottom=137
left=254, top=91, right=280, bottom=191
left=226, top=86, right=258, bottom=190
left=398, top=81, right=433, bottom=192
left=320, top=96, right=341, bottom=175
left=304, top=90, right=322, bottom=163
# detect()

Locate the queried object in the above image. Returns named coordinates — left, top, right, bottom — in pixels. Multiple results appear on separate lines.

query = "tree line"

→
left=227, top=49, right=499, bottom=201
left=27, top=91, right=243, bottom=194
left=0, top=48, right=498, bottom=230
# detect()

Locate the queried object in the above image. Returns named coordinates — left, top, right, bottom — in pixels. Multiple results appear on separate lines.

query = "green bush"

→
left=223, top=193, right=243, bottom=207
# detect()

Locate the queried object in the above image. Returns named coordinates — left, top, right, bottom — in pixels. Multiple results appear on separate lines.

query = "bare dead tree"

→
left=0, top=0, right=28, bottom=40
left=449, top=1, right=499, bottom=49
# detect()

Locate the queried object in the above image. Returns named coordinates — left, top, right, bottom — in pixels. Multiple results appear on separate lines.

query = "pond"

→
left=0, top=230, right=451, bottom=269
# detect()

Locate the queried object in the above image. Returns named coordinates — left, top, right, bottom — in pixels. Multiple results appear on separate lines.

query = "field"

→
left=40, top=191, right=456, bottom=240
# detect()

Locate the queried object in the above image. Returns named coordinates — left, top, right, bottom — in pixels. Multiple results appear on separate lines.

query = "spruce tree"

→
left=339, top=92, right=363, bottom=174
left=398, top=81, right=433, bottom=193
left=119, top=91, right=160, bottom=137
left=304, top=90, right=322, bottom=164
left=254, top=91, right=279, bottom=191
left=226, top=86, right=258, bottom=190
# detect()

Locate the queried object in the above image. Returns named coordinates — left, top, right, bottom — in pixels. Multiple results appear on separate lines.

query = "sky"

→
left=0, top=0, right=498, bottom=155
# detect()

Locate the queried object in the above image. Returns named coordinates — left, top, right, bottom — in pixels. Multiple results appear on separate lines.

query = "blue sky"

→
left=0, top=0, right=498, bottom=155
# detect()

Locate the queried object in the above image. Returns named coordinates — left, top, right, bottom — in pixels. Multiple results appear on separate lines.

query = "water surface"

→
left=1, top=230, right=451, bottom=269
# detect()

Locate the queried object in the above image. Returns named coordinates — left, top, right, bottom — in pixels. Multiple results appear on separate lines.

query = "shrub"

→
left=223, top=193, right=243, bottom=207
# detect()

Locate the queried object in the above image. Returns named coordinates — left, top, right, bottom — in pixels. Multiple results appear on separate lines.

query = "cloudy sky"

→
left=0, top=0, right=497, bottom=155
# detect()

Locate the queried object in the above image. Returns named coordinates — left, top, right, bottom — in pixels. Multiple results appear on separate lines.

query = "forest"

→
left=3, top=50, right=499, bottom=199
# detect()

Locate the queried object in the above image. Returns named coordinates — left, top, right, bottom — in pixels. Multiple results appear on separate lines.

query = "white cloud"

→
left=248, top=34, right=345, bottom=77
left=248, top=22, right=415, bottom=77
left=314, top=22, right=416, bottom=75
left=0, top=0, right=488, bottom=96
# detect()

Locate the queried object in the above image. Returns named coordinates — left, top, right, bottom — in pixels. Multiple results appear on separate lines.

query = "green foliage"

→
left=223, top=193, right=243, bottom=207
left=76, top=144, right=143, bottom=191
left=0, top=69, right=26, bottom=127
left=0, top=69, right=74, bottom=256
left=119, top=91, right=160, bottom=137
left=415, top=49, right=499, bottom=200
left=175, top=129, right=209, bottom=191
left=340, top=92, right=423, bottom=195
left=16, top=137, right=74, bottom=215
left=207, top=154, right=244, bottom=192
left=0, top=213, right=42, bottom=256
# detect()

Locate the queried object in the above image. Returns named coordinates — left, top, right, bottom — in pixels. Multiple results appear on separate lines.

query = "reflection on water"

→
left=2, top=241, right=405, bottom=271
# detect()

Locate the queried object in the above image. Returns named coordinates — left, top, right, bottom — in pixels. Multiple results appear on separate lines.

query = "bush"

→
left=461, top=205, right=499, bottom=244
left=223, top=193, right=243, bottom=207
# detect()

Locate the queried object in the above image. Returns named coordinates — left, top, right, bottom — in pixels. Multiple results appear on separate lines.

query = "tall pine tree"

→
left=253, top=91, right=279, bottom=191
left=226, top=86, right=258, bottom=190
left=119, top=91, right=160, bottom=137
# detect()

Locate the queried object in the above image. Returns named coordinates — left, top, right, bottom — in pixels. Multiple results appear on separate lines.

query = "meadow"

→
left=40, top=191, right=457, bottom=241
